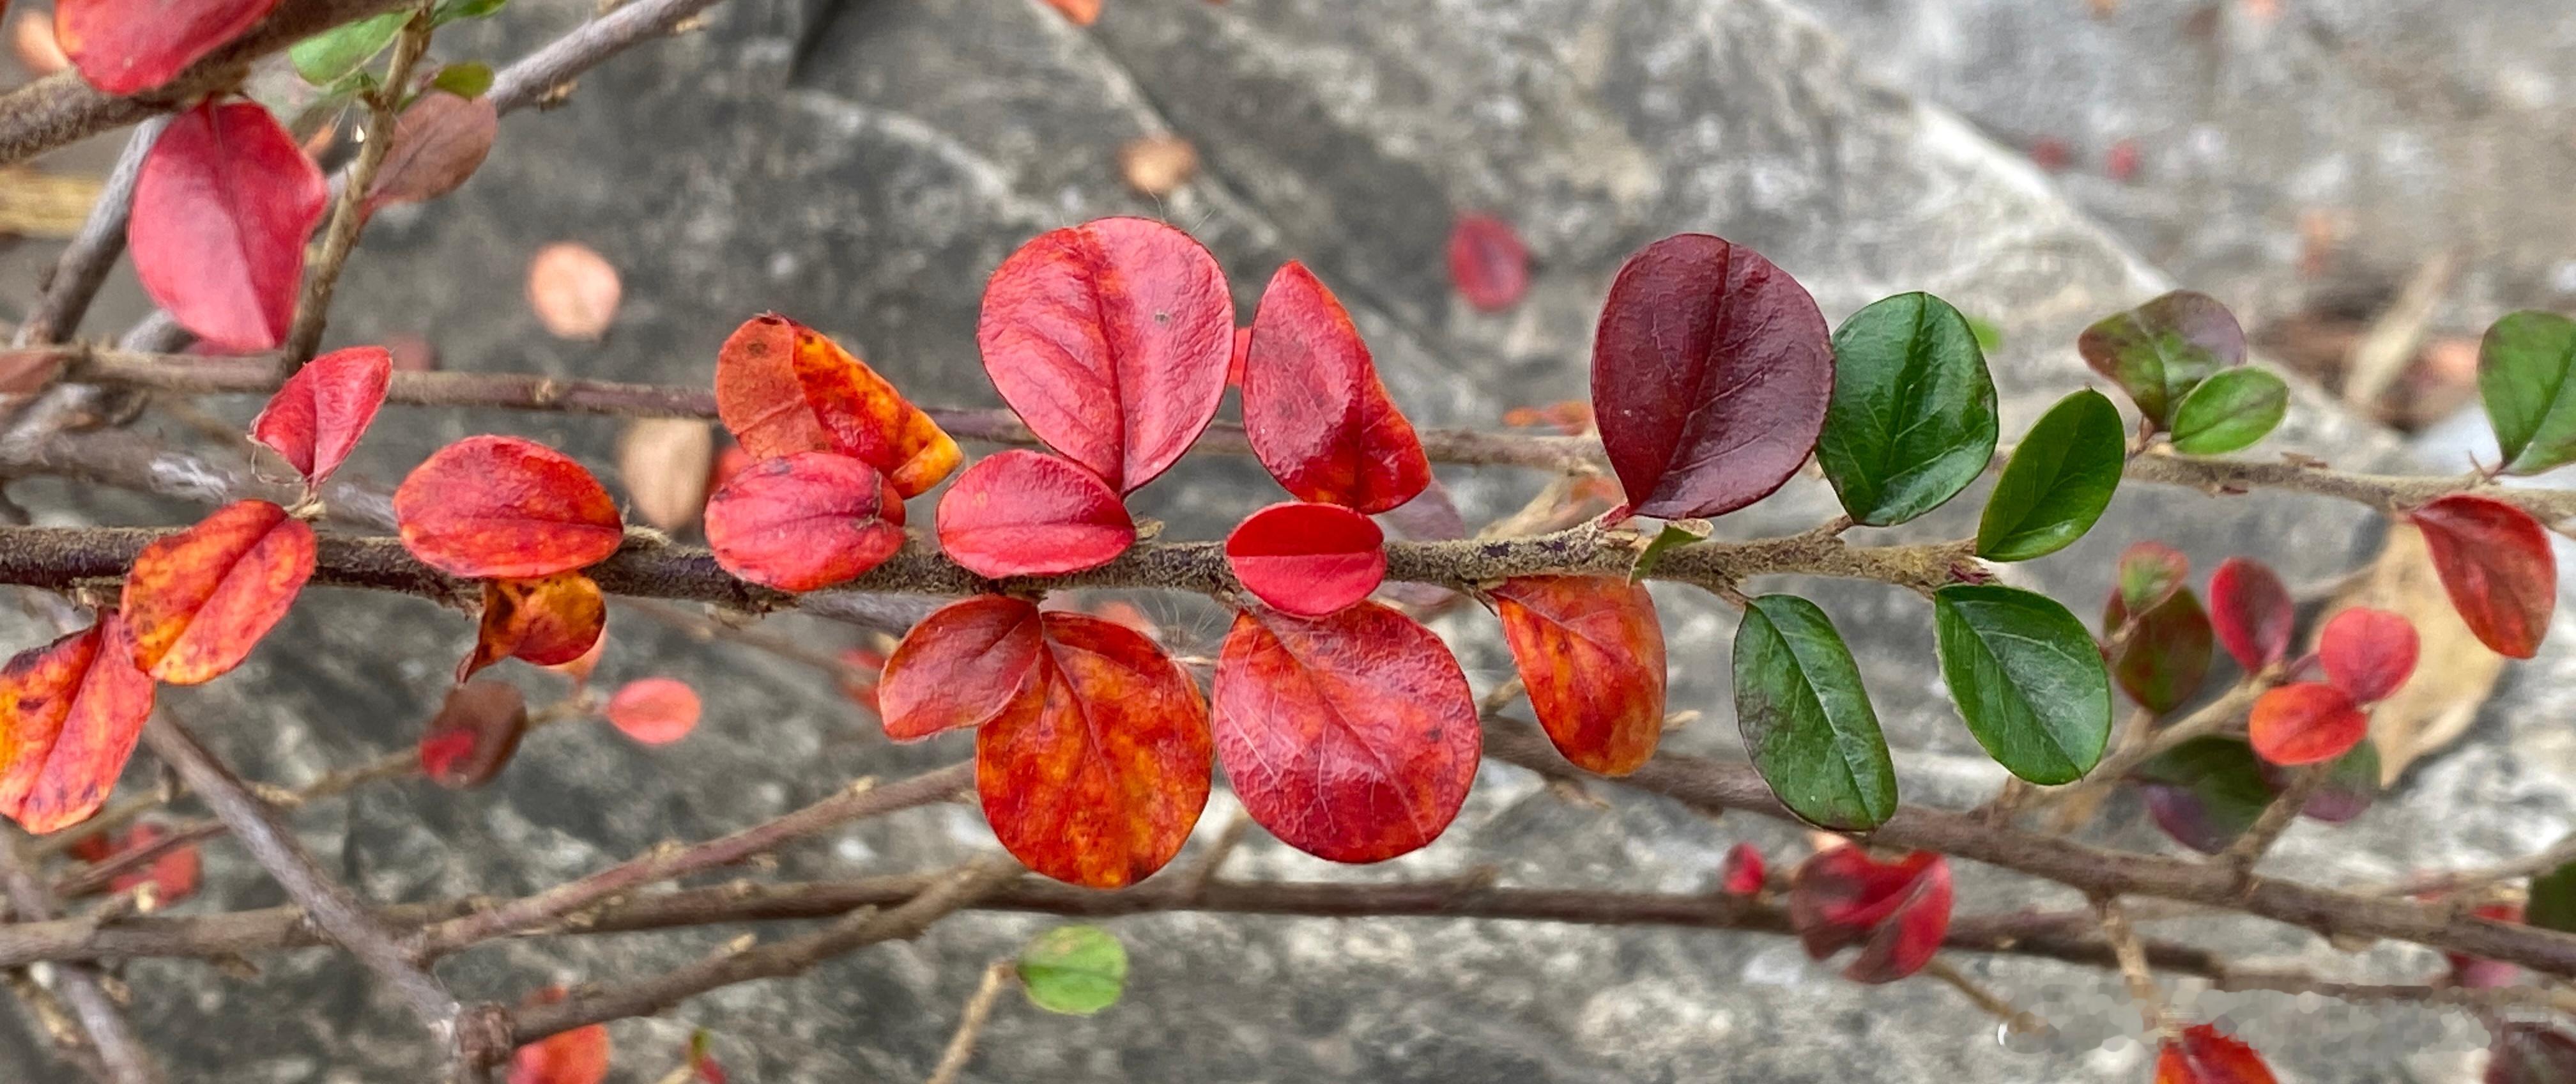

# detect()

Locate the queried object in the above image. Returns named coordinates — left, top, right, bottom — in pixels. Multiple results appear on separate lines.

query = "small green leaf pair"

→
left=2077, top=289, right=2287, bottom=455
left=291, top=0, right=510, bottom=86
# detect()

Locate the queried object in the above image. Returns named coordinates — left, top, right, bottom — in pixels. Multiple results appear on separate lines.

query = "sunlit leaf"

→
left=2410, top=493, right=2556, bottom=659
left=1788, top=847, right=1951, bottom=984
left=2317, top=607, right=2418, bottom=703
left=56, top=0, right=279, bottom=94
left=2478, top=310, right=2576, bottom=476
left=1491, top=576, right=1664, bottom=776
left=2248, top=681, right=2366, bottom=766
left=606, top=678, right=699, bottom=745
left=1018, top=925, right=1128, bottom=1014
left=1817, top=291, right=1998, bottom=526
left=1446, top=212, right=1529, bottom=312
left=0, top=614, right=155, bottom=834
left=714, top=313, right=960, bottom=497
left=130, top=100, right=328, bottom=352
left=935, top=449, right=1135, bottom=579
left=703, top=453, right=904, bottom=592
left=1932, top=584, right=2111, bottom=784
left=458, top=573, right=604, bottom=683
left=2077, top=290, right=2245, bottom=430
left=2208, top=555, right=2295, bottom=670
left=1223, top=501, right=1386, bottom=617
left=118, top=500, right=316, bottom=685
left=1975, top=389, right=2124, bottom=561
left=395, top=436, right=624, bottom=578
left=1243, top=262, right=1432, bottom=513
left=417, top=679, right=527, bottom=789
left=250, top=345, right=391, bottom=488
left=1733, top=594, right=1892, bottom=830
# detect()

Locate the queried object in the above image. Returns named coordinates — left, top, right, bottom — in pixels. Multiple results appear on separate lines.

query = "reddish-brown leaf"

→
left=977, top=612, right=1211, bottom=887
left=1788, top=846, right=1951, bottom=984
left=2115, top=540, right=2191, bottom=615
left=509, top=987, right=611, bottom=1084
left=977, top=217, right=1232, bottom=493
left=1589, top=233, right=1832, bottom=520
left=2156, top=1023, right=2279, bottom=1084
left=118, top=499, right=315, bottom=685
left=418, top=679, right=528, bottom=789
left=1489, top=575, right=1666, bottom=775
left=250, top=345, right=390, bottom=487
left=2411, top=493, right=2557, bottom=658
left=1719, top=842, right=1766, bottom=896
left=703, top=452, right=904, bottom=592
left=1211, top=601, right=1478, bottom=863
left=1446, top=212, right=1529, bottom=312
left=2317, top=607, right=2418, bottom=703
left=606, top=678, right=700, bottom=745
left=129, top=100, right=326, bottom=351
left=54, top=0, right=277, bottom=95
left=526, top=242, right=620, bottom=341
left=2248, top=681, right=2367, bottom=766
left=935, top=450, right=1135, bottom=578
left=458, top=573, right=605, bottom=683
left=0, top=614, right=155, bottom=834
left=2207, top=556, right=2294, bottom=670
left=1243, top=261, right=1433, bottom=513
left=364, top=91, right=498, bottom=212
left=712, top=313, right=961, bottom=497
left=547, top=633, right=607, bottom=687
left=2104, top=582, right=2214, bottom=714
left=878, top=596, right=1045, bottom=741
left=2487, top=1022, right=2576, bottom=1084
left=1223, top=502, right=1386, bottom=617
left=395, top=435, right=625, bottom=579
left=93, top=821, right=201, bottom=906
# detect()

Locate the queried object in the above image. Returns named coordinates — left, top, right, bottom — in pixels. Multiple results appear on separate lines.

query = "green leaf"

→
left=2134, top=736, right=2273, bottom=854
left=1629, top=520, right=1710, bottom=582
left=2531, top=862, right=2576, bottom=934
left=2076, top=290, right=2246, bottom=429
left=1732, top=595, right=1897, bottom=830
left=1816, top=292, right=2001, bottom=526
left=1017, top=925, right=1127, bottom=1014
left=2167, top=368, right=2287, bottom=454
left=431, top=61, right=494, bottom=99
left=1965, top=314, right=2004, bottom=353
left=1932, top=584, right=2112, bottom=784
left=290, top=11, right=410, bottom=86
left=1975, top=389, right=2125, bottom=561
left=432, top=0, right=510, bottom=25
left=2478, top=310, right=2576, bottom=476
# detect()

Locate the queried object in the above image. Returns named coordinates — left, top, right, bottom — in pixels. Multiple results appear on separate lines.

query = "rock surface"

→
left=0, top=0, right=2567, bottom=1080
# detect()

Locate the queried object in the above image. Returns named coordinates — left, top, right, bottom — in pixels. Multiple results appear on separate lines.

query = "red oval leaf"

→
left=935, top=450, right=1135, bottom=578
left=55, top=0, right=278, bottom=95
left=713, top=314, right=962, bottom=497
left=418, top=680, right=528, bottom=789
left=395, top=436, right=624, bottom=579
left=2156, top=1023, right=2280, bottom=1084
left=1242, top=261, right=1433, bottom=513
left=509, top=988, right=611, bottom=1084
left=976, top=217, right=1232, bottom=493
left=2207, top=556, right=2294, bottom=670
left=250, top=345, right=391, bottom=487
left=1719, top=842, right=1767, bottom=896
left=2317, top=607, right=2418, bottom=703
left=1788, top=847, right=1952, bottom=984
left=1490, top=575, right=1666, bottom=775
left=977, top=612, right=1211, bottom=887
left=1446, top=212, right=1529, bottom=312
left=2412, top=493, right=2557, bottom=659
left=1223, top=502, right=1386, bottom=617
left=130, top=100, right=326, bottom=352
left=703, top=452, right=904, bottom=592
left=459, top=573, right=606, bottom=683
left=2247, top=681, right=2366, bottom=766
left=364, top=91, right=498, bottom=212
left=1211, top=601, right=1479, bottom=863
left=1589, top=233, right=1832, bottom=520
left=118, top=499, right=316, bottom=685
left=606, top=678, right=700, bottom=745
left=0, top=614, right=156, bottom=834
left=878, top=595, right=1045, bottom=741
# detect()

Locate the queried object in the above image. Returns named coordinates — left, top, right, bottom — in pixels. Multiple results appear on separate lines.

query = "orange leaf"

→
left=418, top=680, right=528, bottom=789
left=606, top=678, right=700, bottom=745
left=703, top=452, right=905, bottom=592
left=250, top=345, right=391, bottom=487
left=2156, top=1023, right=2279, bottom=1084
left=509, top=987, right=611, bottom=1084
left=1489, top=575, right=1666, bottom=775
left=878, top=596, right=1045, bottom=741
left=0, top=614, right=156, bottom=834
left=1041, top=0, right=1100, bottom=25
left=395, top=436, right=624, bottom=579
left=713, top=314, right=960, bottom=497
left=54, top=0, right=278, bottom=95
left=118, top=499, right=316, bottom=685
left=2247, top=681, right=2367, bottom=766
left=459, top=573, right=605, bottom=683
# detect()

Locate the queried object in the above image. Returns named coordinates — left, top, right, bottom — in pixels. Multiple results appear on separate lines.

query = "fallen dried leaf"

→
left=526, top=242, right=620, bottom=341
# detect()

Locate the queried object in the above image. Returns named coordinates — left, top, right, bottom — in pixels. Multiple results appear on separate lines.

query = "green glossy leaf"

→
left=1975, top=389, right=2125, bottom=561
left=1018, top=925, right=1127, bottom=1014
left=1817, top=292, right=2000, bottom=526
left=2479, top=310, right=2576, bottom=476
left=2167, top=368, right=2287, bottom=454
left=432, top=0, right=510, bottom=24
left=2531, top=862, right=2576, bottom=934
left=1933, top=584, right=2112, bottom=784
left=2076, top=290, right=2245, bottom=428
left=431, top=61, right=494, bottom=99
left=1733, top=595, right=1896, bottom=830
left=2134, top=736, right=2273, bottom=855
left=290, top=11, right=409, bottom=86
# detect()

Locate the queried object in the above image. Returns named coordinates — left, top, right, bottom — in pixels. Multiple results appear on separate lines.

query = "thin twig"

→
left=0, top=840, right=161, bottom=1084
left=2024, top=679, right=2269, bottom=819
left=2221, top=763, right=2329, bottom=878
left=281, top=2, right=434, bottom=369
left=9, top=118, right=166, bottom=350
left=1920, top=957, right=2048, bottom=1037
left=2095, top=897, right=2168, bottom=1037
left=2375, top=833, right=2576, bottom=899
left=924, top=959, right=1016, bottom=1084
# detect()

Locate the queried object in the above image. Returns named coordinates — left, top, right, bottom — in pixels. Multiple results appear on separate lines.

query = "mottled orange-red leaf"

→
left=509, top=987, right=611, bottom=1084
left=1489, top=575, right=1665, bottom=775
left=606, top=678, right=699, bottom=745
left=2246, top=681, right=2366, bottom=766
left=2156, top=1023, right=2279, bottom=1084
left=55, top=0, right=278, bottom=95
left=395, top=435, right=624, bottom=578
left=250, top=346, right=390, bottom=487
left=0, top=614, right=155, bottom=834
left=713, top=314, right=960, bottom=497
left=1211, top=601, right=1478, bottom=863
left=458, top=573, right=605, bottom=683
left=118, top=499, right=315, bottom=685
left=418, top=680, right=528, bottom=789
left=703, top=453, right=905, bottom=592
left=878, top=595, right=1044, bottom=741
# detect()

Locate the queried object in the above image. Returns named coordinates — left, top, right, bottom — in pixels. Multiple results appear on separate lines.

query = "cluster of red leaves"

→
left=1788, top=846, right=1952, bottom=984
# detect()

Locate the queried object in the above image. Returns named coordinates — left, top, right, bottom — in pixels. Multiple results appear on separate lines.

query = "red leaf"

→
left=1489, top=575, right=1666, bottom=775
left=395, top=436, right=624, bottom=579
left=0, top=614, right=156, bottom=834
left=838, top=646, right=885, bottom=716
left=1446, top=212, right=1529, bottom=311
left=1243, top=261, right=1433, bottom=513
left=1787, top=847, right=1951, bottom=984
left=509, top=987, right=611, bottom=1084
left=713, top=314, right=961, bottom=497
left=2104, top=583, right=2214, bottom=714
left=2248, top=681, right=2366, bottom=766
left=364, top=91, right=498, bottom=212
left=2156, top=1023, right=2279, bottom=1084
left=2412, top=494, right=2557, bottom=658
left=250, top=345, right=391, bottom=486
left=879, top=596, right=1048, bottom=741
left=976, top=611, right=1211, bottom=887
left=129, top=100, right=326, bottom=351
left=2488, top=1021, right=2576, bottom=1084
left=2443, top=901, right=2524, bottom=991
left=1225, top=325, right=1251, bottom=388
left=1211, top=601, right=1479, bottom=863
left=118, top=499, right=316, bottom=685
left=2207, top=556, right=2294, bottom=670
left=935, top=450, right=1135, bottom=578
left=1223, top=502, right=1387, bottom=617
left=606, top=678, right=700, bottom=745
left=703, top=453, right=904, bottom=592
left=418, top=679, right=528, bottom=789
left=2317, top=607, right=2418, bottom=703
left=1719, top=842, right=1766, bottom=896
left=95, top=821, right=201, bottom=906
left=977, top=217, right=1232, bottom=493
left=459, top=573, right=605, bottom=683
left=54, top=0, right=278, bottom=95
left=1588, top=233, right=1832, bottom=519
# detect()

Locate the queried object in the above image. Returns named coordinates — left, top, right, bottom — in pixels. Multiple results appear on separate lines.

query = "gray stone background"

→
left=4, top=0, right=2575, bottom=1080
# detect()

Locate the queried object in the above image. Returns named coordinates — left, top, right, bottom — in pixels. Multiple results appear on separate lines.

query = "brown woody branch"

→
left=9, top=119, right=165, bottom=351
left=280, top=3, right=434, bottom=369
left=0, top=841, right=161, bottom=1084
